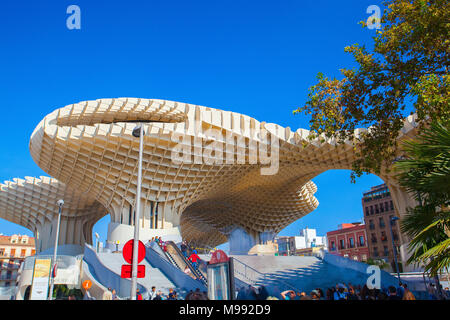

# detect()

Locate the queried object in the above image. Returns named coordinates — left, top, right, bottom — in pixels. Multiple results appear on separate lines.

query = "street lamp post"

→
left=389, top=216, right=401, bottom=285
left=95, top=233, right=100, bottom=253
left=130, top=124, right=144, bottom=300
left=48, top=199, right=64, bottom=300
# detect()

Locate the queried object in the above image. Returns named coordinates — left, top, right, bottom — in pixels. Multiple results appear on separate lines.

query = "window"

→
left=150, top=202, right=154, bottom=229
left=390, top=201, right=394, bottom=211
left=349, top=238, right=354, bottom=248
left=385, top=202, right=389, bottom=212
left=373, top=247, right=379, bottom=257
left=381, top=231, right=387, bottom=241
left=330, top=241, right=336, bottom=251
left=365, top=207, right=370, bottom=216
left=362, top=254, right=368, bottom=261
left=370, top=206, right=374, bottom=215
left=155, top=203, right=159, bottom=229
left=339, top=239, right=345, bottom=250
left=0, top=248, right=4, bottom=256
left=10, top=249, right=15, bottom=257
left=20, top=249, right=26, bottom=257
left=375, top=204, right=379, bottom=214
left=379, top=217, right=385, bottom=228
left=369, top=220, right=375, bottom=230
left=31, top=250, right=36, bottom=256
left=129, top=205, right=133, bottom=226
left=383, top=246, right=389, bottom=256
left=371, top=233, right=377, bottom=243
left=380, top=203, right=384, bottom=213
left=359, top=236, right=365, bottom=246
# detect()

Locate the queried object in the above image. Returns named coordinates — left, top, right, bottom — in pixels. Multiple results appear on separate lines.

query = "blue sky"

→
left=0, top=0, right=385, bottom=244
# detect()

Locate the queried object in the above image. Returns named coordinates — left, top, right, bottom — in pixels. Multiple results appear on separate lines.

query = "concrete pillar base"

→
left=106, top=222, right=182, bottom=250
left=248, top=243, right=278, bottom=256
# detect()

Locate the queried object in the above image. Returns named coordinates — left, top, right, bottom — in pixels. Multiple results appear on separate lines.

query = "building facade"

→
left=0, top=235, right=35, bottom=288
left=327, top=223, right=369, bottom=262
left=362, top=184, right=403, bottom=272
left=276, top=228, right=327, bottom=256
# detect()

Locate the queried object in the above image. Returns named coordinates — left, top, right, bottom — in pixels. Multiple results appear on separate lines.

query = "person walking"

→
left=387, top=286, right=402, bottom=300
left=153, top=291, right=163, bottom=300
left=188, top=250, right=200, bottom=270
left=167, top=288, right=177, bottom=300
left=103, top=287, right=113, bottom=300
left=136, top=288, right=143, bottom=300
left=347, top=287, right=359, bottom=300
left=83, top=287, right=95, bottom=300
left=111, top=289, right=120, bottom=300
left=149, top=286, right=157, bottom=300
left=402, top=284, right=416, bottom=300
left=181, top=241, right=188, bottom=258
left=334, top=284, right=348, bottom=300
left=280, top=290, right=296, bottom=300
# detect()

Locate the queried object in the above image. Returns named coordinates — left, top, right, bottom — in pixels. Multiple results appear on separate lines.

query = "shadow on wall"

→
left=228, top=228, right=275, bottom=255
left=257, top=260, right=373, bottom=296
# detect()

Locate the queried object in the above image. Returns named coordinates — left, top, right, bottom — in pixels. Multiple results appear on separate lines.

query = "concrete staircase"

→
left=96, top=251, right=176, bottom=295
left=230, top=255, right=375, bottom=294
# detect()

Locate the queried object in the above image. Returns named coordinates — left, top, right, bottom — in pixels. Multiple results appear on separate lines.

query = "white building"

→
left=277, top=227, right=327, bottom=255
left=295, top=227, right=327, bottom=249
left=294, top=227, right=327, bottom=250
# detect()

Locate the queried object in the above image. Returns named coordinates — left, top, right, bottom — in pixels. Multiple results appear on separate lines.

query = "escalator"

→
left=155, top=241, right=207, bottom=286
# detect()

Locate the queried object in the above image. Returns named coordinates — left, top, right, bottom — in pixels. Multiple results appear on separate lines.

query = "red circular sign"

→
left=122, top=240, right=146, bottom=264
left=209, top=249, right=229, bottom=264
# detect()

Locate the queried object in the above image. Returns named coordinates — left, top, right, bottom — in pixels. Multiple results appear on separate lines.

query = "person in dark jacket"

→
left=387, top=286, right=402, bottom=300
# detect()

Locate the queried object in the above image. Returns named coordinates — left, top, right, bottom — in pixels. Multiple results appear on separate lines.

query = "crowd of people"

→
left=82, top=285, right=208, bottom=300
left=234, top=281, right=450, bottom=300
left=81, top=238, right=449, bottom=301
left=82, top=280, right=449, bottom=301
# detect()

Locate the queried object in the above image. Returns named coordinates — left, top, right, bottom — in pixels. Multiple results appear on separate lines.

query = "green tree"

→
left=395, top=120, right=450, bottom=276
left=294, top=0, right=449, bottom=180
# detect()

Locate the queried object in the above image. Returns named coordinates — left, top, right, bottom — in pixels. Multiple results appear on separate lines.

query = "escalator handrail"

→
left=153, top=240, right=205, bottom=285
left=166, top=241, right=207, bottom=284
left=154, top=241, right=179, bottom=269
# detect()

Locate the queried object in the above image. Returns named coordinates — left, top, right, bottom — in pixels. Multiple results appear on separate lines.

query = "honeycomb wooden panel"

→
left=0, top=98, right=419, bottom=249
left=0, top=176, right=107, bottom=252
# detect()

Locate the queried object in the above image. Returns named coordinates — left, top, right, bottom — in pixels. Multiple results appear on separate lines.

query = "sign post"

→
left=121, top=239, right=146, bottom=278
left=30, top=258, right=52, bottom=300
left=82, top=280, right=92, bottom=290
